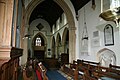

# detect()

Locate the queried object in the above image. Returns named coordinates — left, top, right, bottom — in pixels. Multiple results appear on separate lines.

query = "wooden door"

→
left=61, top=53, right=69, bottom=64
left=34, top=50, right=45, bottom=61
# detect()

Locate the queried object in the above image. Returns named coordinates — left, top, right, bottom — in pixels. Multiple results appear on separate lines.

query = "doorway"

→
left=34, top=50, right=45, bottom=61
left=32, top=32, right=46, bottom=61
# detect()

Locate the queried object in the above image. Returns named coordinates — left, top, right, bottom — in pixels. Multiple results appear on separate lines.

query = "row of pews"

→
left=22, top=58, right=48, bottom=80
left=61, top=59, right=120, bottom=80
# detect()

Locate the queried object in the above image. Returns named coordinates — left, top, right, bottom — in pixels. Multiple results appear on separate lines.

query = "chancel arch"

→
left=32, top=32, right=47, bottom=61
left=25, top=0, right=76, bottom=63
left=97, top=48, right=116, bottom=67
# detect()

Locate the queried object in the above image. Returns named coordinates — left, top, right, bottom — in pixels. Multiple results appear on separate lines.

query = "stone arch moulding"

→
left=25, top=0, right=76, bottom=63
left=32, top=32, right=47, bottom=57
left=62, top=27, right=68, bottom=45
left=97, top=48, right=116, bottom=67
left=62, top=27, right=69, bottom=53
left=55, top=33, right=62, bottom=58
left=32, top=32, right=47, bottom=46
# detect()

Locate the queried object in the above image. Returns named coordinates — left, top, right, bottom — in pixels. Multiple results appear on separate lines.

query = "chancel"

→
left=1, top=0, right=120, bottom=80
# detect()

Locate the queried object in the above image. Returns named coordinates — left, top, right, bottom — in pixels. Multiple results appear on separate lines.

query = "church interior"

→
left=0, top=0, right=120, bottom=80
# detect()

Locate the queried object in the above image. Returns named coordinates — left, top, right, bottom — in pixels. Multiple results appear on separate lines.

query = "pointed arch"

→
left=51, top=36, right=55, bottom=58
left=56, top=33, right=62, bottom=58
left=97, top=48, right=116, bottom=67
left=32, top=32, right=47, bottom=46
left=25, top=0, right=75, bottom=28
left=32, top=32, right=47, bottom=60
left=56, top=33, right=62, bottom=46
left=62, top=27, right=69, bottom=53
left=25, top=0, right=76, bottom=62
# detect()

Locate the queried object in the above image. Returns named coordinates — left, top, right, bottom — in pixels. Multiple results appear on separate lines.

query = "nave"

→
left=1, top=54, right=120, bottom=80
left=17, top=58, right=68, bottom=80
left=1, top=0, right=120, bottom=80
left=17, top=58, right=120, bottom=80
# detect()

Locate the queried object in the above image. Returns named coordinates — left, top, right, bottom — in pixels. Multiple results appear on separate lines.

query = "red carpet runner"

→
left=36, top=70, right=43, bottom=80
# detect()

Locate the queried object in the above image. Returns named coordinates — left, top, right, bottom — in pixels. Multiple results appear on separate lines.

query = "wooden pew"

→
left=77, top=59, right=100, bottom=75
left=23, top=68, right=35, bottom=80
left=38, top=62, right=48, bottom=80
left=92, top=65, right=120, bottom=79
left=77, top=59, right=99, bottom=80
left=61, top=61, right=78, bottom=80
left=78, top=64, right=98, bottom=80
left=77, top=59, right=100, bottom=67
left=77, top=59, right=120, bottom=79
left=22, top=61, right=48, bottom=80
left=109, top=64, right=120, bottom=70
left=62, top=59, right=120, bottom=80
left=79, top=61, right=120, bottom=79
left=61, top=60, right=99, bottom=80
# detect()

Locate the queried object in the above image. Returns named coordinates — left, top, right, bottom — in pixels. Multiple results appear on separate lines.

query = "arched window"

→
left=35, top=37, right=41, bottom=46
left=104, top=24, right=114, bottom=46
left=34, top=35, right=45, bottom=46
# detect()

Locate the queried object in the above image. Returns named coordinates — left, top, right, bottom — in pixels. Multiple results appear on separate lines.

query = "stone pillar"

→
left=21, top=25, right=29, bottom=65
left=60, top=44, right=65, bottom=53
left=0, top=0, right=14, bottom=58
left=55, top=45, right=58, bottom=58
left=0, top=0, right=5, bottom=45
left=69, top=27, right=76, bottom=63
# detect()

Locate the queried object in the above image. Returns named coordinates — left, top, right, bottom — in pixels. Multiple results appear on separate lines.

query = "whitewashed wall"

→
left=52, top=13, right=68, bottom=42
left=24, top=0, right=120, bottom=65
left=78, top=0, right=120, bottom=65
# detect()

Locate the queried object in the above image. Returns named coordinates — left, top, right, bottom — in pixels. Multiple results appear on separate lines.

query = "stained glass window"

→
left=35, top=37, right=41, bottom=46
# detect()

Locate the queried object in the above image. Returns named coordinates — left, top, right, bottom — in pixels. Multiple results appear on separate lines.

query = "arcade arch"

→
left=55, top=33, right=62, bottom=58
left=32, top=32, right=47, bottom=61
left=25, top=0, right=76, bottom=62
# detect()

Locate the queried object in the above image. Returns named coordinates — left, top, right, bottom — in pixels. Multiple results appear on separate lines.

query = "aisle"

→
left=46, top=70, right=67, bottom=80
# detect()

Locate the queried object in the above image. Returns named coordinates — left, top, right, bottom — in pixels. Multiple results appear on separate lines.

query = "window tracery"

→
left=35, top=37, right=41, bottom=46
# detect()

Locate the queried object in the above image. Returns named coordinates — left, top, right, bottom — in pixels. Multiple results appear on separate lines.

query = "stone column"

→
left=69, top=27, right=76, bottom=63
left=60, top=44, right=65, bottom=53
left=0, top=0, right=14, bottom=58
left=21, top=25, right=29, bottom=65
left=0, top=0, right=5, bottom=45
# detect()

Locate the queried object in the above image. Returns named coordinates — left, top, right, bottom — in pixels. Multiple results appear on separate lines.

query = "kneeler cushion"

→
left=36, top=70, right=43, bottom=80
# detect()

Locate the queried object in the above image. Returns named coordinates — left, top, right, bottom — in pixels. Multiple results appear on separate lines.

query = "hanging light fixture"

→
left=81, top=7, right=89, bottom=56
left=82, top=7, right=88, bottom=41
left=23, top=34, right=31, bottom=40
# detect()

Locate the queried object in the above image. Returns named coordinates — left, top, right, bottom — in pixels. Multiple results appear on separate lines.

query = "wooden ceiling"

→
left=29, top=0, right=90, bottom=27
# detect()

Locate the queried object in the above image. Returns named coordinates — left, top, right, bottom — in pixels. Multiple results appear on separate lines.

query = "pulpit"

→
left=0, top=47, right=23, bottom=80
